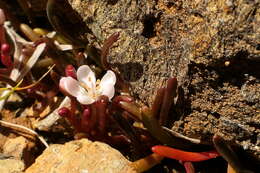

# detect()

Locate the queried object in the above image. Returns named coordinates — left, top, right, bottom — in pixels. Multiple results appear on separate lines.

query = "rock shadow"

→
left=113, top=62, right=144, bottom=82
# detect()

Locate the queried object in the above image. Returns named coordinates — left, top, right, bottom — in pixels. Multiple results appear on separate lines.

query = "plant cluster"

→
left=0, top=2, right=254, bottom=173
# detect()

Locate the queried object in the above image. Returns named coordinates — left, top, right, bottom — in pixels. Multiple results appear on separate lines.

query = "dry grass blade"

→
left=17, top=43, right=46, bottom=81
left=0, top=120, right=49, bottom=148
left=162, top=126, right=201, bottom=144
left=0, top=42, right=46, bottom=110
left=35, top=97, right=71, bottom=131
left=4, top=21, right=33, bottom=72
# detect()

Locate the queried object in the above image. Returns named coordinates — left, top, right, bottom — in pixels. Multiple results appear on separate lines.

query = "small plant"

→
left=58, top=64, right=130, bottom=145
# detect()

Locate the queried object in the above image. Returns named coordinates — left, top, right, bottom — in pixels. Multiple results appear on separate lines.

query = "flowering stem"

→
left=152, top=145, right=219, bottom=162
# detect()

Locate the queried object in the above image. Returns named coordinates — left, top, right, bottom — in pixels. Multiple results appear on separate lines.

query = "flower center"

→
left=79, top=79, right=102, bottom=100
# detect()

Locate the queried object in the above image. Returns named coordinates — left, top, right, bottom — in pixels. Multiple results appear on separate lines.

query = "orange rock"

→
left=25, top=139, right=137, bottom=173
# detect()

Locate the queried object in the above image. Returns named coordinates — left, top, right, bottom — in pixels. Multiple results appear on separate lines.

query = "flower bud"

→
left=58, top=107, right=70, bottom=117
left=65, top=65, right=76, bottom=79
left=1, top=43, right=12, bottom=67
left=1, top=43, right=10, bottom=54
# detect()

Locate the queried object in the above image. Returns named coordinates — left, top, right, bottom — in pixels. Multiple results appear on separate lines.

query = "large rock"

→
left=0, top=158, right=25, bottom=173
left=25, top=139, right=136, bottom=173
left=3, top=136, right=35, bottom=167
left=67, top=0, right=260, bottom=159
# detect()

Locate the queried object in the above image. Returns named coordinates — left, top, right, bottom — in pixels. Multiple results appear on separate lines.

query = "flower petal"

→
left=100, top=70, right=116, bottom=86
left=77, top=65, right=96, bottom=91
left=59, top=77, right=67, bottom=91
left=101, top=85, right=115, bottom=100
left=99, top=70, right=116, bottom=99
left=60, top=77, right=85, bottom=96
left=60, top=77, right=95, bottom=104
left=77, top=94, right=95, bottom=105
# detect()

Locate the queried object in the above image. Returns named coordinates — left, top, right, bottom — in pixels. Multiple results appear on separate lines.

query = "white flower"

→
left=59, top=65, right=116, bottom=105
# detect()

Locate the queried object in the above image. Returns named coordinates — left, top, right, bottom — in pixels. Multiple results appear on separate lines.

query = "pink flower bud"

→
left=65, top=65, right=77, bottom=79
left=58, top=107, right=70, bottom=117
left=1, top=43, right=10, bottom=54
left=1, top=43, right=12, bottom=67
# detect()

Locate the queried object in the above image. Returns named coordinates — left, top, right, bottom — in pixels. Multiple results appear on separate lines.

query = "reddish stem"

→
left=152, top=145, right=219, bottom=162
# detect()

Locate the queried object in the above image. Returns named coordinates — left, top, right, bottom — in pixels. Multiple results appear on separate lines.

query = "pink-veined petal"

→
left=99, top=70, right=116, bottom=99
left=100, top=70, right=116, bottom=86
left=77, top=65, right=96, bottom=91
left=60, top=76, right=87, bottom=98
left=77, top=94, right=95, bottom=105
left=101, top=85, right=115, bottom=100
left=59, top=77, right=67, bottom=91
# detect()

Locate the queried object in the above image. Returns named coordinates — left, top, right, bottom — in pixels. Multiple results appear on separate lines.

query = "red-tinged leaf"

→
left=159, top=77, right=177, bottom=125
left=101, top=32, right=120, bottom=69
left=152, top=145, right=219, bottom=162
left=80, top=107, right=91, bottom=133
left=96, top=96, right=109, bottom=136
